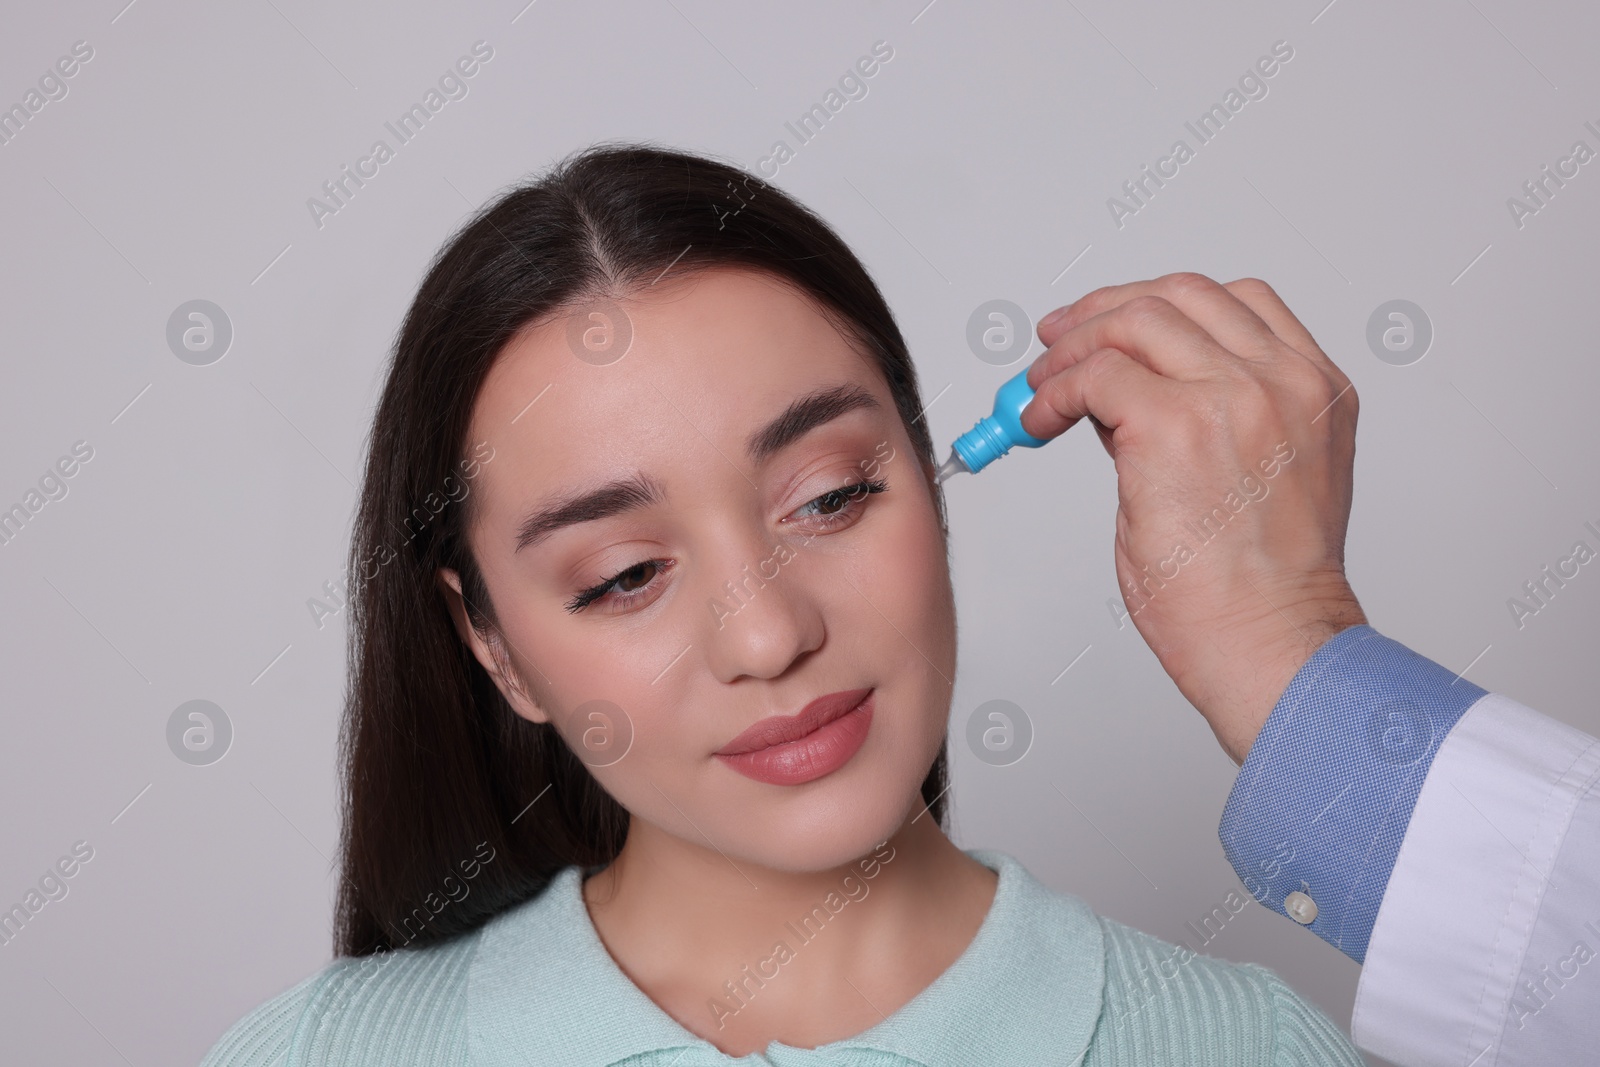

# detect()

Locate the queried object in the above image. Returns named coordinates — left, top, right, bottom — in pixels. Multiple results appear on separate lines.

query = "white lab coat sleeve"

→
left=1352, top=692, right=1600, bottom=1067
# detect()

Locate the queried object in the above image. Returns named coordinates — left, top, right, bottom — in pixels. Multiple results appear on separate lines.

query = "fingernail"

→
left=1039, top=306, right=1070, bottom=330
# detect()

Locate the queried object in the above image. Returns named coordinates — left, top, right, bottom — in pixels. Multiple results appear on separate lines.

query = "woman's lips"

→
left=715, top=687, right=873, bottom=754
left=715, top=688, right=874, bottom=786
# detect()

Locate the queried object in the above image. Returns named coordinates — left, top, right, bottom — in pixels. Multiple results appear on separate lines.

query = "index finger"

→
left=1039, top=273, right=1283, bottom=363
left=1019, top=345, right=1179, bottom=442
left=1026, top=292, right=1232, bottom=391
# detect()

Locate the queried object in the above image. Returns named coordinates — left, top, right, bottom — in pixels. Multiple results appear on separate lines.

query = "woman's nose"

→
left=700, top=536, right=826, bottom=683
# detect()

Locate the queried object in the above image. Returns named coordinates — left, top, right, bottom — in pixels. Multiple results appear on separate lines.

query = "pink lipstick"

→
left=715, top=687, right=874, bottom=786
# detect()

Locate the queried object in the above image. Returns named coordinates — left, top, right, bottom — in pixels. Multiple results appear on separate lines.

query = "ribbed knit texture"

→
left=200, top=850, right=1364, bottom=1066
left=202, top=932, right=478, bottom=1067
left=1089, top=918, right=1364, bottom=1066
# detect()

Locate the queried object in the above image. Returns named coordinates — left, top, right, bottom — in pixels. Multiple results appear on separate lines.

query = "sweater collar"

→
left=465, top=847, right=1105, bottom=1066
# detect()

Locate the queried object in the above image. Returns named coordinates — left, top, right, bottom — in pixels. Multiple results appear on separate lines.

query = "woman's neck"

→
left=581, top=811, right=998, bottom=1056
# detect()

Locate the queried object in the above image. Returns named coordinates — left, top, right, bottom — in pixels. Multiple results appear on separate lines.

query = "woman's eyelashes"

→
left=787, top=477, right=888, bottom=527
left=565, top=558, right=672, bottom=614
left=563, top=477, right=889, bottom=615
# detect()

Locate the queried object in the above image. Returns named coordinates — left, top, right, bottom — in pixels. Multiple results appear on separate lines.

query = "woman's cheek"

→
left=885, top=489, right=958, bottom=688
left=878, top=497, right=951, bottom=614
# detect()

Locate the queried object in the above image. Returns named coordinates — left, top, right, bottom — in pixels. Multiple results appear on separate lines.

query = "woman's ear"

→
left=436, top=567, right=551, bottom=725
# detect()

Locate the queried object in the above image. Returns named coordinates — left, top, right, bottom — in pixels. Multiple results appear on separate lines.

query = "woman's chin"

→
left=706, top=776, right=927, bottom=875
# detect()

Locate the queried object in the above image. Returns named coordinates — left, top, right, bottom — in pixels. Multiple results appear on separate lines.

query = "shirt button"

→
left=1284, top=890, right=1318, bottom=925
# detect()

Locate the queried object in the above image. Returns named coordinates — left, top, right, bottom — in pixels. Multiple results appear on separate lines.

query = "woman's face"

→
left=445, top=266, right=957, bottom=873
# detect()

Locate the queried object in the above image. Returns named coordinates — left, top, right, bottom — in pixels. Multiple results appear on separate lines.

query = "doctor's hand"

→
left=1020, top=272, right=1368, bottom=765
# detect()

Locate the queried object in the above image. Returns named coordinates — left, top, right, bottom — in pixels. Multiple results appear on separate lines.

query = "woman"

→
left=201, top=142, right=1364, bottom=1065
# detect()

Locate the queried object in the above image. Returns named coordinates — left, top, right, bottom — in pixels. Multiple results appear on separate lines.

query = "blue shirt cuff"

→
left=1217, top=623, right=1488, bottom=963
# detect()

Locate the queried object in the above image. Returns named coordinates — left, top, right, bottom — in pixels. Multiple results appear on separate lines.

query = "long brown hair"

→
left=334, top=141, right=952, bottom=957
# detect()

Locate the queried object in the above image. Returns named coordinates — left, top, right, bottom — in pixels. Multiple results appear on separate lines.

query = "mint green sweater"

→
left=200, top=848, right=1363, bottom=1065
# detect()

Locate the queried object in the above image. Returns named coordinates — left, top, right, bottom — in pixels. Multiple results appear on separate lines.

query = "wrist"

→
left=1205, top=582, right=1367, bottom=764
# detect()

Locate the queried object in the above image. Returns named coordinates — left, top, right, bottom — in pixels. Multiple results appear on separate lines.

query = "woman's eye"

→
left=563, top=477, right=888, bottom=615
left=566, top=560, right=669, bottom=615
left=788, top=477, right=888, bottom=528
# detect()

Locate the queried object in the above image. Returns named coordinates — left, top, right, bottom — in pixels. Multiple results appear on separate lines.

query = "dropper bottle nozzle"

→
left=934, top=450, right=969, bottom=485
left=936, top=366, right=1049, bottom=483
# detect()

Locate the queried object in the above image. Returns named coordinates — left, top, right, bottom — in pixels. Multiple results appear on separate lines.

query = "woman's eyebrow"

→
left=514, top=473, right=663, bottom=553
left=513, top=382, right=881, bottom=553
left=744, top=382, right=879, bottom=465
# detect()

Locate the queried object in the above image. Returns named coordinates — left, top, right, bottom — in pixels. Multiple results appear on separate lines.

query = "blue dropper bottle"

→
left=935, top=366, right=1049, bottom=484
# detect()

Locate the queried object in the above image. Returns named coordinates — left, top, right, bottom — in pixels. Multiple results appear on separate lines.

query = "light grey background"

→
left=2, top=1, right=1597, bottom=1064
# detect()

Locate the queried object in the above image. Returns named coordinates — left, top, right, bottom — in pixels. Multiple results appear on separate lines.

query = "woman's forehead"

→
left=474, top=270, right=883, bottom=443
left=467, top=269, right=891, bottom=503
